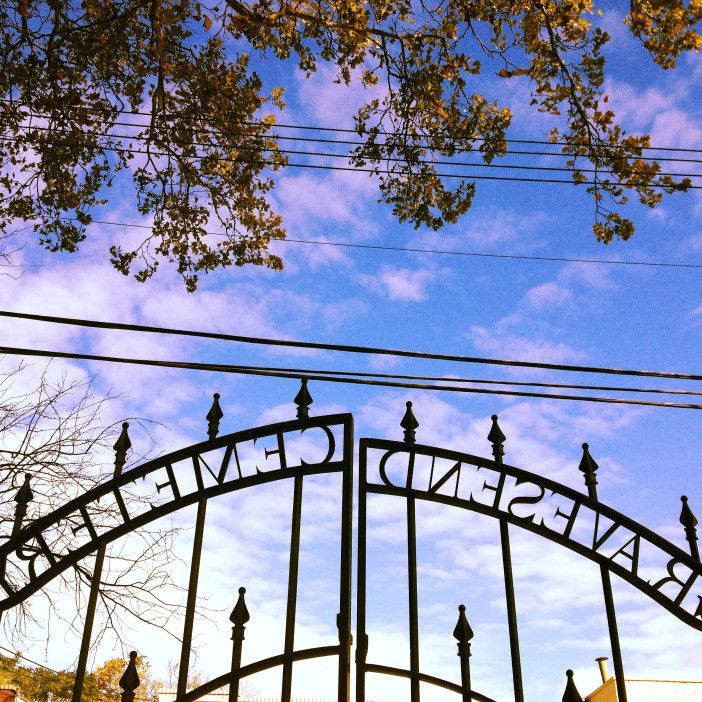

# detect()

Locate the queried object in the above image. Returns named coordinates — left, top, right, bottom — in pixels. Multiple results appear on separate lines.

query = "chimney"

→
left=596, top=657, right=610, bottom=684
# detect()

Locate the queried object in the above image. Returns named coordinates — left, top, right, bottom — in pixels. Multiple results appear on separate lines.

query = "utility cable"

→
left=0, top=644, right=59, bottom=673
left=191, top=363, right=702, bottom=397
left=84, top=218, right=702, bottom=270
left=0, top=135, right=695, bottom=190
left=1, top=310, right=701, bottom=381
left=0, top=345, right=700, bottom=410
left=4, top=98, right=701, bottom=154
left=11, top=117, right=702, bottom=166
left=10, top=124, right=701, bottom=181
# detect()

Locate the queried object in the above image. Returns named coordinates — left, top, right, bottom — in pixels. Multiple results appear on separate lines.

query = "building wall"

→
left=586, top=678, right=702, bottom=702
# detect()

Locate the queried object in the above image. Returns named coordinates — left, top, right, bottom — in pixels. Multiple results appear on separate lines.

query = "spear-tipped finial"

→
left=113, top=422, right=132, bottom=476
left=294, top=379, right=313, bottom=420
left=487, top=414, right=506, bottom=464
left=228, top=587, right=249, bottom=702
left=230, top=587, right=250, bottom=628
left=453, top=604, right=474, bottom=646
left=12, top=473, right=33, bottom=537
left=579, top=443, right=599, bottom=499
left=119, top=651, right=140, bottom=702
left=453, top=604, right=473, bottom=702
left=680, top=495, right=700, bottom=563
left=561, top=669, right=583, bottom=702
left=206, top=393, right=224, bottom=440
left=401, top=401, right=419, bottom=444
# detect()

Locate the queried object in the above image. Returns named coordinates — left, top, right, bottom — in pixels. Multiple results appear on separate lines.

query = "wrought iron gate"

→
left=0, top=382, right=700, bottom=702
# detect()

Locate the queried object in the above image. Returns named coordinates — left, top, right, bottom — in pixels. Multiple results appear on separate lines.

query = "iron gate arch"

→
left=1, top=386, right=700, bottom=702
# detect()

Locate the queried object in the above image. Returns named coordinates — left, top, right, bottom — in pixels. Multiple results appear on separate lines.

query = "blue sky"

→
left=0, top=3, right=701, bottom=701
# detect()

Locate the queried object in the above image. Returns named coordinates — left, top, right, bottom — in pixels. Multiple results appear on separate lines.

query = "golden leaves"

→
left=0, top=0, right=699, bottom=287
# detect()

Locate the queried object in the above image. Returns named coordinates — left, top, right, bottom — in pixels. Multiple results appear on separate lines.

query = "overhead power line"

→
left=85, top=218, right=702, bottom=270
left=183, top=363, right=702, bottom=397
left=4, top=98, right=702, bottom=154
left=1, top=134, right=696, bottom=191
left=12, top=117, right=702, bottom=168
left=2, top=310, right=702, bottom=381
left=11, top=124, right=702, bottom=181
left=0, top=345, right=700, bottom=410
left=0, top=644, right=59, bottom=673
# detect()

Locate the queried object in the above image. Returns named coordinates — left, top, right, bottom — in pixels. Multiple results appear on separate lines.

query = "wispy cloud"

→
left=358, top=266, right=436, bottom=301
left=525, top=282, right=573, bottom=310
left=469, top=324, right=587, bottom=365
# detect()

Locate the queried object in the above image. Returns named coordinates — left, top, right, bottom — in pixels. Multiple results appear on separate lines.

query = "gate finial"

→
left=453, top=604, right=473, bottom=702
left=680, top=496, right=700, bottom=563
left=12, top=473, right=33, bottom=536
left=206, top=393, right=224, bottom=440
left=229, top=587, right=249, bottom=702
left=561, top=669, right=583, bottom=702
left=230, top=586, right=250, bottom=628
left=453, top=604, right=474, bottom=646
left=113, top=422, right=132, bottom=477
left=294, top=378, right=313, bottom=419
left=401, top=401, right=418, bottom=444
left=578, top=443, right=599, bottom=500
left=119, top=651, right=140, bottom=702
left=487, top=414, right=506, bottom=464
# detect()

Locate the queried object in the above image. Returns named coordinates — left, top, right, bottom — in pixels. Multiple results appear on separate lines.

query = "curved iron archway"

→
left=2, top=390, right=700, bottom=702
left=356, top=408, right=702, bottom=702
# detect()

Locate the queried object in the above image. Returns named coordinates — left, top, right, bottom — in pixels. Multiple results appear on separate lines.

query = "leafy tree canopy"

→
left=0, top=653, right=161, bottom=702
left=1, top=0, right=700, bottom=289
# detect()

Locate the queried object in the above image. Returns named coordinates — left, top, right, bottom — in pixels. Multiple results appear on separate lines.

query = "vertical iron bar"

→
left=499, top=518, right=524, bottom=702
left=459, top=652, right=472, bottom=702
left=407, top=460, right=420, bottom=702
left=71, top=543, right=106, bottom=702
left=580, top=443, right=627, bottom=702
left=489, top=416, right=524, bottom=702
left=336, top=418, right=354, bottom=702
left=228, top=633, right=243, bottom=702
left=600, top=567, right=628, bottom=702
left=281, top=474, right=303, bottom=702
left=177, top=497, right=208, bottom=701
left=355, top=441, right=369, bottom=702
left=229, top=588, right=249, bottom=702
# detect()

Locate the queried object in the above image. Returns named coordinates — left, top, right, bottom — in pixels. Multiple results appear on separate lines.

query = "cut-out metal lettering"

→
left=361, top=439, right=702, bottom=631
left=0, top=414, right=349, bottom=612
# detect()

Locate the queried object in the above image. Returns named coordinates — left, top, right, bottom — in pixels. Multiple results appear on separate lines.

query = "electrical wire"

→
left=0, top=344, right=701, bottom=410
left=11, top=115, right=702, bottom=166
left=84, top=218, right=702, bottom=270
left=4, top=98, right=701, bottom=154
left=175, top=363, right=702, bottom=397
left=10, top=124, right=702, bottom=181
left=2, top=310, right=702, bottom=381
left=1, top=134, right=696, bottom=190
left=0, top=644, right=59, bottom=673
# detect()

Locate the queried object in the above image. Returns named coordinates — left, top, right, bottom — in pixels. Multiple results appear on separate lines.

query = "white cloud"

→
left=525, top=282, right=573, bottom=310
left=457, top=208, right=551, bottom=250
left=358, top=266, right=436, bottom=301
left=470, top=324, right=587, bottom=365
left=557, top=262, right=617, bottom=292
left=295, top=63, right=386, bottom=127
left=650, top=109, right=702, bottom=150
left=603, top=80, right=671, bottom=132
left=603, top=77, right=702, bottom=150
left=276, top=173, right=360, bottom=226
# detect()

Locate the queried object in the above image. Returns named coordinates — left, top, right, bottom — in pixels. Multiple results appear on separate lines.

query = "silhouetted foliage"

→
left=1, top=1, right=700, bottom=288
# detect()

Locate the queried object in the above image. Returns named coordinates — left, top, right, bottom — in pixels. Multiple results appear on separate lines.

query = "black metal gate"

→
left=1, top=383, right=700, bottom=702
